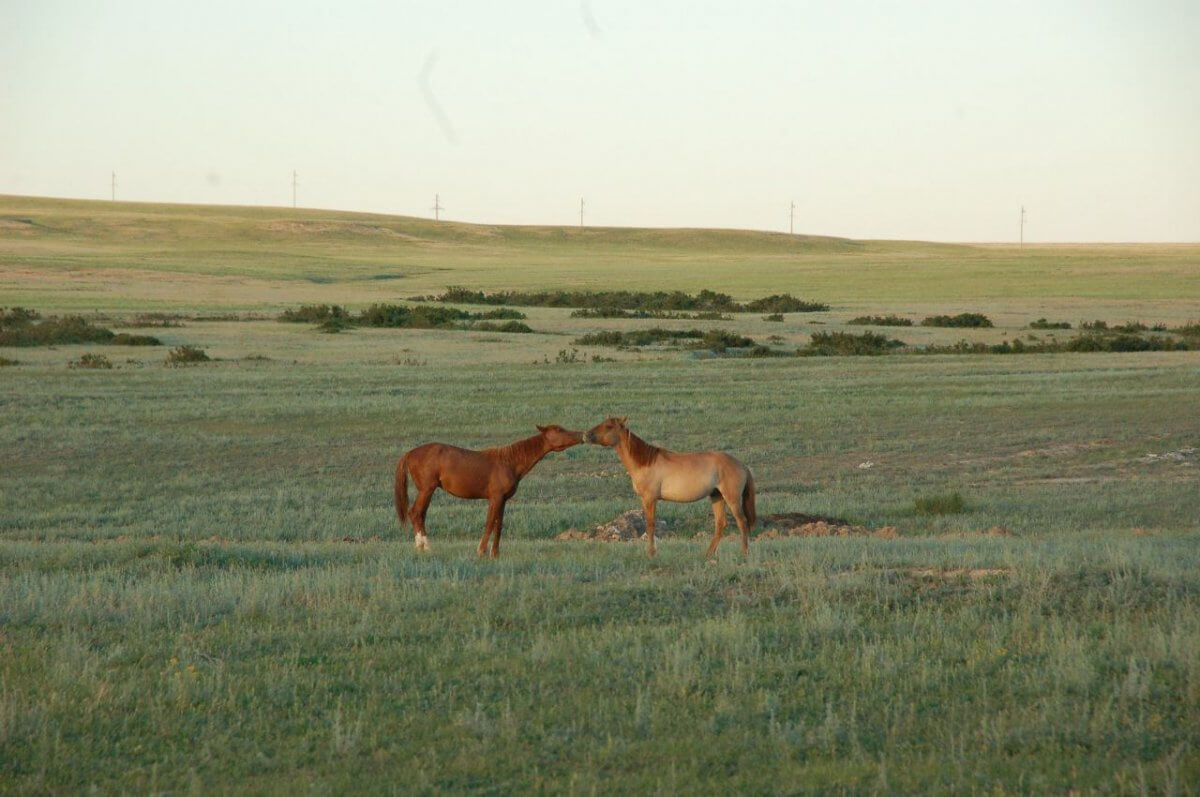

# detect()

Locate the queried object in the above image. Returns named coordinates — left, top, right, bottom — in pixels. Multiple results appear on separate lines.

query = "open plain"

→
left=2, top=195, right=1199, bottom=793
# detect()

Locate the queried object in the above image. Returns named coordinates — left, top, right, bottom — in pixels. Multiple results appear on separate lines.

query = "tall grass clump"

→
left=69, top=352, right=113, bottom=369
left=913, top=491, right=966, bottom=514
left=165, top=345, right=211, bottom=365
left=278, top=304, right=352, bottom=324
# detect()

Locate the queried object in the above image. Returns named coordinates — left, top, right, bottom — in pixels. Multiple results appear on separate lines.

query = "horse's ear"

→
left=619, top=416, right=628, bottom=426
left=536, top=425, right=548, bottom=433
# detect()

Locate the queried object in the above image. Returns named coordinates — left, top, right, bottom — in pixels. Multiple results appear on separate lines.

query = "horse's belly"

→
left=659, top=473, right=717, bottom=503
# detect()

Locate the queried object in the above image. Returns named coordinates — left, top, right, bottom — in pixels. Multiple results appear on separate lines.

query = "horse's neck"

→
left=617, top=430, right=659, bottom=473
left=492, top=433, right=549, bottom=476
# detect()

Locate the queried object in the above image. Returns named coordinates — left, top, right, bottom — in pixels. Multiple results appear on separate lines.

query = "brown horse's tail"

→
left=742, top=470, right=757, bottom=529
left=394, top=454, right=410, bottom=527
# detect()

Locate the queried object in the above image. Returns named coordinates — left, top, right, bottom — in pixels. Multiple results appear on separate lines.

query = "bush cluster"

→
left=803, top=331, right=905, bottom=356
left=0, top=310, right=116, bottom=346
left=920, top=313, right=993, bottom=328
left=426, top=287, right=828, bottom=313
left=279, top=303, right=531, bottom=333
left=165, top=345, right=211, bottom=365
left=1029, top=318, right=1071, bottom=329
left=848, top=315, right=913, bottom=326
left=569, top=307, right=731, bottom=320
left=573, top=327, right=755, bottom=352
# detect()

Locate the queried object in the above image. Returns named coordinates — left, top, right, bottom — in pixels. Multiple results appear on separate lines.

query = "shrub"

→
left=1114, top=321, right=1148, bottom=334
left=763, top=313, right=784, bottom=322
left=0, top=315, right=116, bottom=346
left=1080, top=320, right=1108, bottom=331
left=914, top=492, right=965, bottom=515
left=920, top=313, right=993, bottom=328
left=0, top=356, right=20, bottom=367
left=849, top=315, right=913, bottom=326
left=473, top=308, right=526, bottom=320
left=111, top=333, right=162, bottom=346
left=278, top=304, right=351, bottom=323
left=740, top=294, right=829, bottom=313
left=804, top=331, right=905, bottom=356
left=0, top=307, right=41, bottom=326
left=1173, top=322, right=1200, bottom=338
left=70, top=353, right=113, bottom=369
left=357, top=304, right=471, bottom=328
left=693, top=329, right=755, bottom=352
left=1029, top=318, right=1071, bottom=329
left=317, top=317, right=354, bottom=333
left=471, top=320, right=533, bottom=333
left=165, top=345, right=210, bottom=365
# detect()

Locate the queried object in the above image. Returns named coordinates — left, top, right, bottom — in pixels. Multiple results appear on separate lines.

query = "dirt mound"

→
left=556, top=509, right=671, bottom=542
left=557, top=510, right=900, bottom=543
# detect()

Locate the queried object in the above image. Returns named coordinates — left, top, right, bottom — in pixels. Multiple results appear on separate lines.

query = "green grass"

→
left=2, top=195, right=1200, bottom=792
left=4, top=195, right=1200, bottom=313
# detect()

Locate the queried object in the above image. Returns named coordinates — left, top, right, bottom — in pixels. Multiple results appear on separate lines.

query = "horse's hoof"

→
left=414, top=533, right=431, bottom=552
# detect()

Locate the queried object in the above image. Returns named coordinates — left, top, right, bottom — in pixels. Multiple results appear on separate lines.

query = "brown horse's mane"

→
left=622, top=429, right=661, bottom=468
left=485, top=433, right=547, bottom=471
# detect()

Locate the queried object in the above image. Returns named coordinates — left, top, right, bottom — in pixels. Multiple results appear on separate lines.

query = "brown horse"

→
left=395, top=424, right=583, bottom=557
left=585, top=417, right=756, bottom=558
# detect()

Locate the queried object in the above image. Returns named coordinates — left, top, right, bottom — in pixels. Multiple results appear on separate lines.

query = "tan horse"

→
left=585, top=417, right=756, bottom=557
left=395, top=424, right=583, bottom=557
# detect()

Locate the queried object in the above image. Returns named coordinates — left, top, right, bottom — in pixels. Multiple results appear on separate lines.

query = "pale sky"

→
left=3, top=1, right=1199, bottom=241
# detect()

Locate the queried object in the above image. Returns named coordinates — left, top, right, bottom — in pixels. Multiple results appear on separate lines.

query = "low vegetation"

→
left=279, top=304, right=532, bottom=333
left=802, top=331, right=906, bottom=356
left=570, top=307, right=731, bottom=320
left=920, top=312, right=993, bottom=328
left=913, top=491, right=966, bottom=515
left=1029, top=318, right=1071, bottom=329
left=849, top=314, right=913, bottom=326
left=165, top=345, right=211, bottom=365
left=425, top=287, right=828, bottom=313
left=574, top=327, right=755, bottom=351
left=69, top=352, right=113, bottom=369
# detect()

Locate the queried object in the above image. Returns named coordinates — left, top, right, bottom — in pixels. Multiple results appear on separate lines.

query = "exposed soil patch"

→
left=556, top=509, right=671, bottom=542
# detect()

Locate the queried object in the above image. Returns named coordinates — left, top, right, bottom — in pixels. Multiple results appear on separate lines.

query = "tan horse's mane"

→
left=622, top=429, right=661, bottom=468
left=486, top=433, right=547, bottom=471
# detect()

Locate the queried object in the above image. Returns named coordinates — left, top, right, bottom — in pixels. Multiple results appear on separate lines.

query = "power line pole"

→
left=431, top=193, right=444, bottom=221
left=789, top=200, right=795, bottom=235
left=580, top=197, right=584, bottom=228
left=292, top=170, right=297, bottom=209
left=1020, top=205, right=1026, bottom=247
left=111, top=171, right=116, bottom=201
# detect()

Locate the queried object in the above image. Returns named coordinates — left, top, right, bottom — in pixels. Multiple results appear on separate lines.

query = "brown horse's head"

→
left=537, top=424, right=585, bottom=451
left=584, top=417, right=627, bottom=447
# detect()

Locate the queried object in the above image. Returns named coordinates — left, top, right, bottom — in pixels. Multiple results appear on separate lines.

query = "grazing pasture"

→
left=2, top=196, right=1199, bottom=792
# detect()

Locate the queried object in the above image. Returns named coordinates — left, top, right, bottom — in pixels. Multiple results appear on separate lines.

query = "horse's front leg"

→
left=478, top=500, right=500, bottom=558
left=489, top=498, right=508, bottom=559
left=642, top=497, right=658, bottom=557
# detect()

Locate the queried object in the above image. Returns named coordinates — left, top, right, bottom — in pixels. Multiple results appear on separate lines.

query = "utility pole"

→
left=292, top=170, right=297, bottom=209
left=1020, top=205, right=1026, bottom=247
left=789, top=200, right=795, bottom=235
left=432, top=193, right=444, bottom=221
left=580, top=197, right=584, bottom=228
left=111, top=171, right=116, bottom=201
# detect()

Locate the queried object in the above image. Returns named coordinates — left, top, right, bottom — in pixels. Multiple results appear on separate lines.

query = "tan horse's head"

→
left=584, top=417, right=627, bottom=447
left=537, top=424, right=585, bottom=451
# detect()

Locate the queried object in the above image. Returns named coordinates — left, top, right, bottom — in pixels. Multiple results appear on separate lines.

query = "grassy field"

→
left=2, top=196, right=1199, bottom=793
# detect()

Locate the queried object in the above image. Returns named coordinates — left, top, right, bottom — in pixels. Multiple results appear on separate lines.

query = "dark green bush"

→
left=1029, top=318, right=1071, bottom=329
left=473, top=308, right=527, bottom=320
left=849, top=315, right=913, bottom=326
left=763, top=313, right=785, bottom=322
left=920, top=313, right=993, bottom=328
left=278, top=304, right=351, bottom=323
left=740, top=294, right=829, bottom=313
left=804, top=331, right=905, bottom=356
left=111, top=333, right=162, bottom=346
left=0, top=315, right=116, bottom=346
left=357, top=304, right=471, bottom=328
left=0, top=307, right=40, bottom=327
left=0, top=356, right=18, bottom=367
left=471, top=320, right=533, bottom=333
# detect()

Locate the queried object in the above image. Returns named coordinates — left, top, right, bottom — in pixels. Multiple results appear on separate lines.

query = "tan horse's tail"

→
left=394, top=454, right=410, bottom=527
left=742, top=470, right=757, bottom=528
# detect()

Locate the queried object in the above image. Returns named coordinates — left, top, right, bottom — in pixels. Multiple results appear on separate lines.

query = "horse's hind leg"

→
left=410, top=484, right=436, bottom=551
left=705, top=494, right=727, bottom=559
left=726, top=497, right=751, bottom=556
